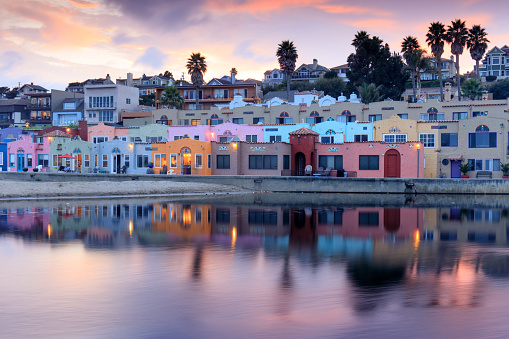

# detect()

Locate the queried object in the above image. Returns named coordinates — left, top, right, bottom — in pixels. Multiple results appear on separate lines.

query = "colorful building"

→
left=150, top=138, right=212, bottom=175
left=6, top=134, right=50, bottom=172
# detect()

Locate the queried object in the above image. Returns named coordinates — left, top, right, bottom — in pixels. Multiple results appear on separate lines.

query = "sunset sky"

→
left=0, top=0, right=507, bottom=90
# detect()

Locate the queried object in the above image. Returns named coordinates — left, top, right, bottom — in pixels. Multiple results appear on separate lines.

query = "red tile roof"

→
left=43, top=130, right=72, bottom=138
left=288, top=128, right=319, bottom=135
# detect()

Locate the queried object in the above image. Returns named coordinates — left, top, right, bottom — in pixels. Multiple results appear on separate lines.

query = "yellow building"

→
left=150, top=138, right=212, bottom=175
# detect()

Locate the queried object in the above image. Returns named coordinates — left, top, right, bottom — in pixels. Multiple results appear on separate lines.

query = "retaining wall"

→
left=2, top=172, right=509, bottom=194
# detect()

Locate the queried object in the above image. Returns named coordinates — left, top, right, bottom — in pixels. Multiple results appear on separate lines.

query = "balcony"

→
left=292, top=74, right=321, bottom=79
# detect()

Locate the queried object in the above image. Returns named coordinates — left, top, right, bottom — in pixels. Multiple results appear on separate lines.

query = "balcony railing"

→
left=292, top=74, right=321, bottom=79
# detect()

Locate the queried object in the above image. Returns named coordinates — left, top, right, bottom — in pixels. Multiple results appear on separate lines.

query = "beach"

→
left=0, top=180, right=244, bottom=199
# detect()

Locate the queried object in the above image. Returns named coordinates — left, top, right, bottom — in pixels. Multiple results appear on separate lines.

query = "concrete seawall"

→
left=2, top=172, right=509, bottom=195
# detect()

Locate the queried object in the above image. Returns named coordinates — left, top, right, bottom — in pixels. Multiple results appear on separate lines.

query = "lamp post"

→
left=416, top=143, right=421, bottom=178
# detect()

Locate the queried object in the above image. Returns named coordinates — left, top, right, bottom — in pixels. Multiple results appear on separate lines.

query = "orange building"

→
left=150, top=203, right=212, bottom=240
left=150, top=138, right=212, bottom=175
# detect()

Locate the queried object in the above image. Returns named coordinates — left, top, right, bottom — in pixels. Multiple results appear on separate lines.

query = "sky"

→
left=0, top=0, right=507, bottom=90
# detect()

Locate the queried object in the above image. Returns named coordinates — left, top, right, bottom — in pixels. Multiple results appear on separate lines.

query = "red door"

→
left=384, top=149, right=400, bottom=178
left=384, top=208, right=401, bottom=232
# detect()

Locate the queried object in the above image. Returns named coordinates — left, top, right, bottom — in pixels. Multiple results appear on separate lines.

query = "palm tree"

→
left=352, top=31, right=370, bottom=49
left=446, top=19, right=468, bottom=101
left=357, top=83, right=382, bottom=104
left=461, top=78, right=484, bottom=100
left=160, top=86, right=184, bottom=109
left=467, top=25, right=489, bottom=80
left=276, top=40, right=298, bottom=102
left=186, top=52, right=207, bottom=109
left=401, top=36, right=420, bottom=102
left=426, top=21, right=447, bottom=101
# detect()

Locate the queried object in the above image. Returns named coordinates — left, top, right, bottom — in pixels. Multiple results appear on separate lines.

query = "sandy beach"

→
left=0, top=180, right=244, bottom=199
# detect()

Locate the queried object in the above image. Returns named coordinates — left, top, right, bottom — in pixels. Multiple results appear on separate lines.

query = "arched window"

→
left=211, top=114, right=219, bottom=119
left=327, top=117, right=335, bottom=121
left=181, top=147, right=192, bottom=154
left=475, top=125, right=490, bottom=132
left=325, top=129, right=336, bottom=135
left=427, top=107, right=438, bottom=114
left=280, top=112, right=289, bottom=117
left=160, top=115, right=168, bottom=120
left=223, top=130, right=232, bottom=136
left=183, top=134, right=190, bottom=138
left=341, top=110, right=351, bottom=116
left=310, top=111, right=319, bottom=117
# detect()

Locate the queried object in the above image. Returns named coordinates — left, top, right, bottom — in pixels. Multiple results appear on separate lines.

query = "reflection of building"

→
left=150, top=203, right=211, bottom=240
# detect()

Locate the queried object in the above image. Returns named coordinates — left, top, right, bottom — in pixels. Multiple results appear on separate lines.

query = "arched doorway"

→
left=295, top=152, right=305, bottom=176
left=181, top=147, right=192, bottom=174
left=384, top=149, right=401, bottom=178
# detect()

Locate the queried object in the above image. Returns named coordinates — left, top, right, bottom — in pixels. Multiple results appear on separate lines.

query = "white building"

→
left=84, top=84, right=139, bottom=124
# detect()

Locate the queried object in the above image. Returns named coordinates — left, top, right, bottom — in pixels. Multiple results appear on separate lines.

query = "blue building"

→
left=262, top=123, right=309, bottom=143
left=0, top=143, right=7, bottom=171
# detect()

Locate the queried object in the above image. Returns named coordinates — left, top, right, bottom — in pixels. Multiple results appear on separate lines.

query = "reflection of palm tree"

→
left=192, top=244, right=203, bottom=280
left=281, top=254, right=292, bottom=289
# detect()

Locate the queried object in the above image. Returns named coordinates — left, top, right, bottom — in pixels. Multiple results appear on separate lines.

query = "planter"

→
left=461, top=175, right=469, bottom=179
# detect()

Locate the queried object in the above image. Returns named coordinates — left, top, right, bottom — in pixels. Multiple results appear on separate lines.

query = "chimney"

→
left=444, top=82, right=452, bottom=102
left=127, top=72, right=133, bottom=87
left=106, top=74, right=111, bottom=83
left=231, top=71, right=236, bottom=84
left=313, top=59, right=318, bottom=70
left=31, top=82, right=34, bottom=85
left=78, top=120, right=88, bottom=141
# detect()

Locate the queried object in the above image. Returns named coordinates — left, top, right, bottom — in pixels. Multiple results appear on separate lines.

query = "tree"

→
left=401, top=36, right=421, bottom=101
left=159, top=70, right=174, bottom=79
left=186, top=52, right=207, bottom=109
left=489, top=79, right=509, bottom=99
left=323, top=70, right=338, bottom=79
left=467, top=25, right=489, bottom=80
left=139, top=93, right=156, bottom=106
left=314, top=77, right=347, bottom=98
left=276, top=40, right=298, bottom=101
left=230, top=67, right=238, bottom=76
left=0, top=86, right=9, bottom=97
left=357, top=83, right=382, bottom=104
left=347, top=31, right=407, bottom=101
left=446, top=19, right=468, bottom=101
left=461, top=78, right=484, bottom=100
left=160, top=86, right=184, bottom=109
left=5, top=88, right=18, bottom=99
left=426, top=21, right=447, bottom=101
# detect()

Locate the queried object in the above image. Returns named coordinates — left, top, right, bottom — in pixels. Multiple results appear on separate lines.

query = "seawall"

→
left=1, top=172, right=508, bottom=195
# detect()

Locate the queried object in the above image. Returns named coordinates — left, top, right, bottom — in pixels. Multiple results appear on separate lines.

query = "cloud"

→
left=0, top=51, right=24, bottom=71
left=67, top=0, right=99, bottom=8
left=135, top=47, right=167, bottom=69
left=112, top=33, right=152, bottom=46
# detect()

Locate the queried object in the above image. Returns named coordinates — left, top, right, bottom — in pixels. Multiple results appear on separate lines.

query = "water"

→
left=2, top=193, right=509, bottom=338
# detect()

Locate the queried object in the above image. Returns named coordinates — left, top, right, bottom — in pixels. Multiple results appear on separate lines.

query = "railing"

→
left=291, top=74, right=321, bottom=79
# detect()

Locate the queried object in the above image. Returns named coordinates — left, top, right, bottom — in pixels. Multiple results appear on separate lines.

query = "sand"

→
left=0, top=180, right=245, bottom=199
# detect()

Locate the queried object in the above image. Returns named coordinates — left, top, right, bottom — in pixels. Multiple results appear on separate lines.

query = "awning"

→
left=447, top=155, right=463, bottom=161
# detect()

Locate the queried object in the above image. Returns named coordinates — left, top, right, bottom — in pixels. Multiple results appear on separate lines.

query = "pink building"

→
left=88, top=122, right=129, bottom=143
left=168, top=125, right=213, bottom=141
left=167, top=122, right=263, bottom=143
left=6, top=134, right=50, bottom=172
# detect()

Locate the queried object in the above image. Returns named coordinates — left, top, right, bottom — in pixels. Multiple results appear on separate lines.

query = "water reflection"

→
left=3, top=200, right=509, bottom=337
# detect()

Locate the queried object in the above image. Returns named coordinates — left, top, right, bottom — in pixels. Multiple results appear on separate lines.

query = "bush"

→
left=486, top=75, right=497, bottom=82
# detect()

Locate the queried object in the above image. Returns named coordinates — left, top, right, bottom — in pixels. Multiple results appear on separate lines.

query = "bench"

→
left=476, top=171, right=492, bottom=179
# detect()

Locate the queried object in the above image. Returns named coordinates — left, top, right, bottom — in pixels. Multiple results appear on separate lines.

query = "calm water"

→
left=2, top=194, right=509, bottom=338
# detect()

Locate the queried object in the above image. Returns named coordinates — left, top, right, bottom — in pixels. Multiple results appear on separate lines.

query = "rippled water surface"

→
left=2, top=194, right=509, bottom=338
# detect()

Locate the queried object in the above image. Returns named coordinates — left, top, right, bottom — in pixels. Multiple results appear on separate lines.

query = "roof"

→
left=330, top=64, right=349, bottom=70
left=263, top=90, right=297, bottom=102
left=43, top=130, right=72, bottom=138
left=289, top=128, right=319, bottom=136
left=295, top=60, right=329, bottom=72
left=53, top=98, right=85, bottom=112
left=0, top=99, right=29, bottom=106
left=21, top=84, right=48, bottom=92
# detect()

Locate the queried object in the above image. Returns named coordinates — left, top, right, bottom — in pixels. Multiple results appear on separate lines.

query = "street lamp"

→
left=416, top=143, right=421, bottom=178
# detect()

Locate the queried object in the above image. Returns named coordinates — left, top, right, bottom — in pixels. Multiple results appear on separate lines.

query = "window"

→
left=318, top=155, right=343, bottom=170
left=126, top=98, right=131, bottom=104
left=359, top=155, right=379, bottom=170
left=89, top=96, right=113, bottom=108
left=27, top=154, right=32, bottom=167
left=174, top=136, right=183, bottom=141
left=318, top=210, right=342, bottom=225
left=99, top=110, right=114, bottom=122
left=492, top=57, right=500, bottom=64
left=179, top=119, right=190, bottom=126
left=208, top=154, right=211, bottom=168
left=219, top=136, right=232, bottom=143
left=270, top=135, right=282, bottom=142
left=93, top=136, right=109, bottom=144
left=485, top=159, right=501, bottom=171
left=137, top=155, right=149, bottom=168
left=246, top=135, right=257, bottom=142
left=441, top=133, right=458, bottom=147
left=169, top=154, right=177, bottom=168
left=0, top=152, right=2, bottom=166
left=354, top=134, right=368, bottom=142
left=468, top=159, right=483, bottom=171
left=84, top=154, right=90, bottom=167
left=369, top=114, right=382, bottom=122
left=248, top=210, right=277, bottom=225
left=208, top=118, right=223, bottom=126
left=232, top=118, right=243, bottom=124
left=124, top=155, right=130, bottom=168
left=146, top=136, right=162, bottom=143
left=36, top=136, right=43, bottom=143
left=155, top=154, right=166, bottom=168
left=195, top=154, right=202, bottom=168
left=9, top=154, right=14, bottom=167
left=419, top=133, right=436, bottom=148
left=275, top=117, right=293, bottom=124
left=283, top=155, right=290, bottom=170
left=469, top=132, right=496, bottom=148
left=321, top=136, right=334, bottom=143
left=260, top=155, right=278, bottom=169
left=453, top=112, right=467, bottom=120
left=102, top=154, right=108, bottom=168
left=217, top=155, right=230, bottom=169
left=37, top=154, right=49, bottom=167
left=383, top=134, right=407, bottom=143
left=420, top=113, right=445, bottom=121
left=253, top=117, right=264, bottom=124
left=336, top=115, right=356, bottom=123
left=216, top=209, right=230, bottom=223
left=192, top=119, right=200, bottom=126
left=305, top=117, right=324, bottom=124
left=359, top=212, right=379, bottom=226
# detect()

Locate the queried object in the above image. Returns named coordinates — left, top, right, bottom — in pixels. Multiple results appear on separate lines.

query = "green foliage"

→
left=5, top=88, right=18, bottom=99
left=139, top=93, right=156, bottom=106
left=459, top=162, right=471, bottom=175
left=158, top=71, right=174, bottom=79
left=489, top=79, right=509, bottom=99
left=501, top=163, right=509, bottom=176
left=347, top=31, right=408, bottom=101
left=67, top=123, right=79, bottom=129
left=461, top=78, right=483, bottom=100
left=160, top=86, right=184, bottom=109
left=486, top=75, right=497, bottom=82
left=323, top=71, right=338, bottom=79
left=357, top=83, right=382, bottom=104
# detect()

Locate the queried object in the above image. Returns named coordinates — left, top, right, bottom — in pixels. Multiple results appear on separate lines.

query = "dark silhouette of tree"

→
left=467, top=25, right=489, bottom=80
left=426, top=22, right=447, bottom=101
left=446, top=19, right=469, bottom=101
left=186, top=52, right=207, bottom=109
left=159, top=86, right=184, bottom=109
left=276, top=40, right=298, bottom=101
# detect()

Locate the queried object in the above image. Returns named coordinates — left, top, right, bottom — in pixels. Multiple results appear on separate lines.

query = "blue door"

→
left=451, top=160, right=461, bottom=178
left=17, top=154, right=25, bottom=172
